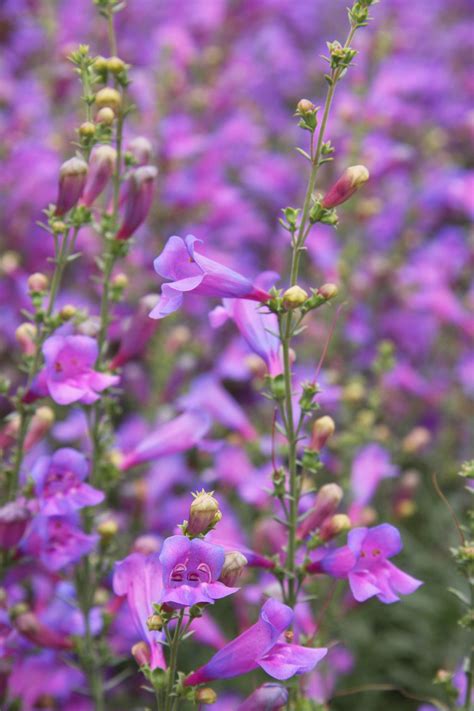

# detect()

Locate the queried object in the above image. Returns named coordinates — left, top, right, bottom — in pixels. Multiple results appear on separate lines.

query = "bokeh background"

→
left=0, top=0, right=473, bottom=709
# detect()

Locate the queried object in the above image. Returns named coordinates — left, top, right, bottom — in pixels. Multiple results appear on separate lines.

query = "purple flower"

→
left=22, top=515, right=98, bottom=571
left=41, top=334, right=119, bottom=405
left=159, top=535, right=239, bottom=609
left=313, top=524, right=422, bottom=604
left=0, top=498, right=32, bottom=548
left=113, top=552, right=166, bottom=670
left=149, top=235, right=271, bottom=319
left=31, top=448, right=104, bottom=516
left=120, top=410, right=210, bottom=470
left=184, top=598, right=327, bottom=685
left=351, top=444, right=398, bottom=507
left=238, top=683, right=288, bottom=710
left=117, top=165, right=158, bottom=240
left=210, top=272, right=283, bottom=377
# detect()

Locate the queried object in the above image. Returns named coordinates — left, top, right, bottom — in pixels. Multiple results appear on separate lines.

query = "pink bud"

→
left=24, top=406, right=54, bottom=450
left=15, top=323, right=37, bottom=355
left=219, top=551, right=247, bottom=586
left=319, top=513, right=351, bottom=541
left=321, top=165, right=369, bottom=209
left=131, top=641, right=151, bottom=667
left=56, top=157, right=88, bottom=215
left=82, top=144, right=117, bottom=206
left=0, top=499, right=31, bottom=548
left=187, top=490, right=222, bottom=536
left=298, top=483, right=343, bottom=539
left=310, top=416, right=335, bottom=451
left=14, top=611, right=73, bottom=650
left=116, top=166, right=157, bottom=240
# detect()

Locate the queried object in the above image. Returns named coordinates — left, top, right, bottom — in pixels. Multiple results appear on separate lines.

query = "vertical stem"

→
left=465, top=582, right=474, bottom=711
left=164, top=610, right=185, bottom=711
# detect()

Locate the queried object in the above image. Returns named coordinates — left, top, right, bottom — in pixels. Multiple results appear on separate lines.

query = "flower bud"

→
left=96, top=107, right=115, bottom=125
left=239, top=683, right=288, bottom=711
left=318, top=283, right=338, bottom=300
left=187, top=490, right=221, bottom=536
left=402, top=426, right=431, bottom=454
left=24, top=406, right=54, bottom=450
left=195, top=688, right=217, bottom=705
left=132, top=534, right=161, bottom=555
left=27, top=272, right=48, bottom=293
left=319, top=513, right=351, bottom=541
left=282, top=285, right=308, bottom=309
left=13, top=610, right=73, bottom=650
left=321, top=165, right=369, bottom=209
left=0, top=499, right=31, bottom=548
left=146, top=614, right=164, bottom=632
left=112, top=272, right=128, bottom=289
left=107, top=56, right=126, bottom=74
left=93, top=55, right=109, bottom=73
left=116, top=165, right=158, bottom=240
left=296, top=99, right=316, bottom=115
left=95, top=87, right=122, bottom=112
left=219, top=551, right=247, bottom=586
left=97, top=519, right=118, bottom=540
left=127, top=136, right=153, bottom=165
left=79, top=121, right=96, bottom=138
left=56, top=157, right=88, bottom=215
left=82, top=144, right=117, bottom=207
left=131, top=641, right=151, bottom=667
left=310, top=416, right=335, bottom=451
left=60, top=304, right=76, bottom=320
left=52, top=220, right=67, bottom=234
left=298, top=483, right=343, bottom=539
left=15, top=323, right=37, bottom=355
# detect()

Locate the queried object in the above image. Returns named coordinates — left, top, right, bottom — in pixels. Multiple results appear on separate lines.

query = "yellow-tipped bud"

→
left=131, top=641, right=151, bottom=667
left=97, top=519, right=119, bottom=540
left=402, top=426, right=431, bottom=453
left=322, top=164, right=370, bottom=209
left=112, top=272, right=129, bottom=289
left=310, top=415, right=335, bottom=451
left=93, top=55, right=109, bottom=73
left=15, top=323, right=37, bottom=355
left=96, top=107, right=115, bottom=125
left=219, top=551, right=248, bottom=586
left=296, top=98, right=316, bottom=115
left=282, top=285, right=308, bottom=309
left=60, top=304, right=76, bottom=321
left=318, top=283, right=338, bottom=300
left=95, top=87, right=122, bottom=112
left=320, top=513, right=351, bottom=541
left=195, top=688, right=217, bottom=705
left=146, top=614, right=164, bottom=632
left=107, top=56, right=126, bottom=74
left=79, top=121, right=96, bottom=138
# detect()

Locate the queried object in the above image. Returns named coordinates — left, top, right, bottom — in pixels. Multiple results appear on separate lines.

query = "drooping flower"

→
left=31, top=448, right=104, bottom=516
left=209, top=272, right=283, bottom=377
left=116, top=165, right=158, bottom=240
left=112, top=552, right=166, bottom=670
left=56, top=157, right=88, bottom=215
left=81, top=144, right=116, bottom=207
left=39, top=334, right=119, bottom=405
left=184, top=598, right=327, bottom=685
left=309, top=524, right=422, bottom=604
left=120, top=410, right=210, bottom=470
left=149, top=235, right=271, bottom=319
left=159, top=535, right=239, bottom=609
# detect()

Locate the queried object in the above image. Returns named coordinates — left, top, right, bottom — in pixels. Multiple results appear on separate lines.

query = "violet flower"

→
left=21, top=515, right=98, bottom=572
left=184, top=598, right=327, bottom=685
left=238, top=683, right=288, bottom=710
left=113, top=552, right=166, bottom=670
left=31, top=448, right=104, bottom=516
left=350, top=443, right=398, bottom=507
left=120, top=410, right=210, bottom=470
left=149, top=235, right=271, bottom=319
left=40, top=334, right=119, bottom=405
left=116, top=165, right=157, bottom=240
left=159, top=535, right=239, bottom=609
left=310, top=524, right=422, bottom=604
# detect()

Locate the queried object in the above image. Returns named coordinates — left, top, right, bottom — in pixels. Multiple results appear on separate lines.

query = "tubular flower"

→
left=81, top=144, right=116, bottom=207
left=184, top=598, right=327, bottom=685
left=116, top=165, right=157, bottom=240
left=149, top=235, right=271, bottom=319
left=159, top=536, right=239, bottom=609
left=309, top=524, right=423, bottom=604
left=40, top=334, right=119, bottom=405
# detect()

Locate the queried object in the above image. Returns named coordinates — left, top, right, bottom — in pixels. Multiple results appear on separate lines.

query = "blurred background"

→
left=0, top=0, right=473, bottom=709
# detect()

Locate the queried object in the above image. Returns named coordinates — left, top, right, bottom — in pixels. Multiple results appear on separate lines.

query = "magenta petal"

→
left=258, top=643, right=328, bottom=680
left=384, top=561, right=423, bottom=597
left=348, top=570, right=381, bottom=602
left=361, top=524, right=403, bottom=558
left=320, top=545, right=357, bottom=578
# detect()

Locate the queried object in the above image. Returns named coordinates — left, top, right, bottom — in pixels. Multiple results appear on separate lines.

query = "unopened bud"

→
left=96, top=107, right=115, bottom=125
left=27, top=272, right=48, bottom=293
left=93, top=55, right=108, bottom=73
left=298, top=483, right=343, bottom=538
left=239, top=683, right=288, bottom=711
left=320, top=513, right=351, bottom=541
left=146, top=614, right=164, bottom=631
left=56, top=157, right=88, bottom=215
left=131, top=641, right=151, bottom=667
left=97, top=519, right=118, bottom=540
left=402, top=426, right=431, bottom=454
left=127, top=136, right=153, bottom=165
left=107, top=56, right=125, bottom=74
left=60, top=304, right=76, bottom=321
left=132, top=534, right=161, bottom=555
left=95, top=87, right=122, bottom=112
left=195, top=688, right=217, bottom=705
left=25, top=406, right=55, bottom=450
left=116, top=165, right=158, bottom=240
left=15, top=323, right=37, bottom=355
left=82, top=144, right=117, bottom=206
left=318, top=283, right=338, bottom=300
left=296, top=99, right=316, bottom=115
left=187, top=490, right=222, bottom=536
left=112, top=272, right=129, bottom=289
left=13, top=610, right=72, bottom=650
left=219, top=551, right=247, bottom=586
left=52, top=220, right=67, bottom=234
left=282, top=285, right=308, bottom=309
left=310, top=416, right=335, bottom=451
left=321, top=165, right=369, bottom=209
left=79, top=121, right=96, bottom=138
left=343, top=381, right=366, bottom=402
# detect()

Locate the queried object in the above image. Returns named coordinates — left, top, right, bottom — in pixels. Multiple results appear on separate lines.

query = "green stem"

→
left=164, top=610, right=185, bottom=711
left=464, top=582, right=474, bottom=711
left=76, top=562, right=105, bottom=711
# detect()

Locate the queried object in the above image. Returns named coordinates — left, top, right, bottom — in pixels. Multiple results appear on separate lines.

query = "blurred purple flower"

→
left=351, top=443, right=398, bottom=507
left=22, top=515, right=98, bottom=571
